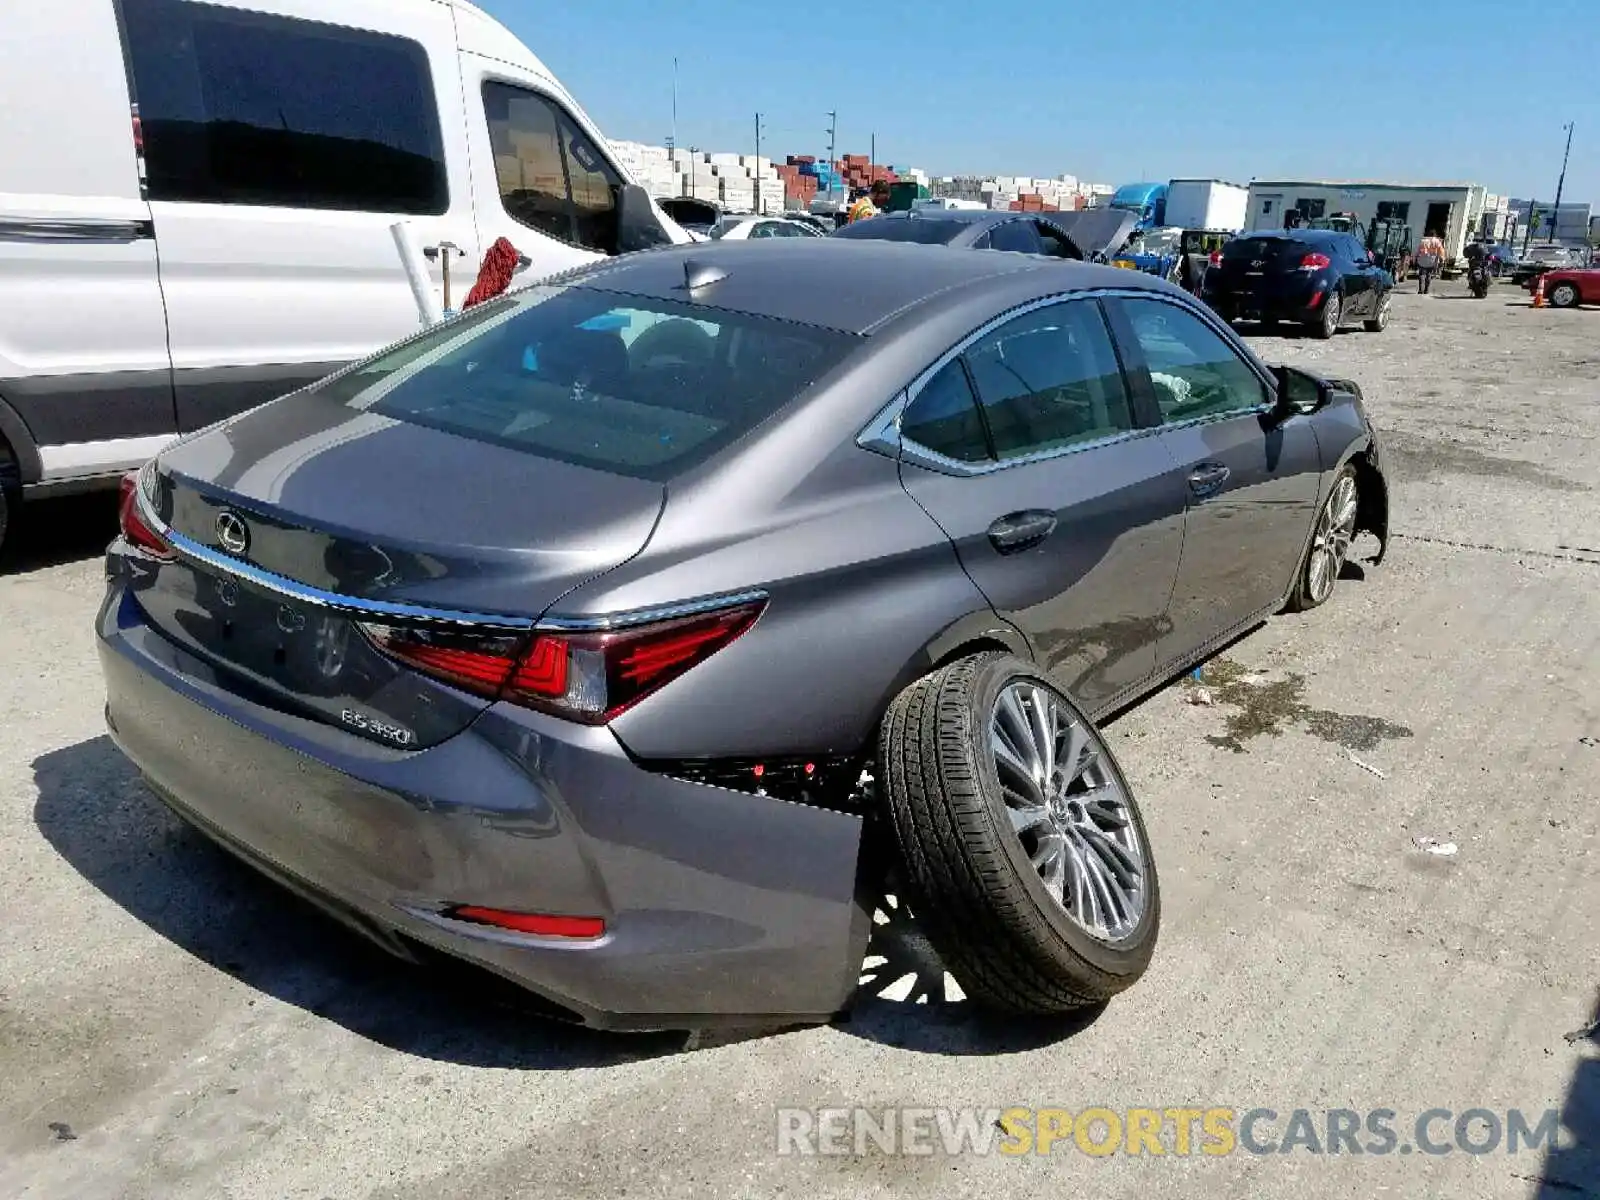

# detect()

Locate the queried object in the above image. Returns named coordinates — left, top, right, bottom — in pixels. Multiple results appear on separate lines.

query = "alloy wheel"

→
left=1322, top=294, right=1342, bottom=336
left=989, top=682, right=1146, bottom=943
left=1373, top=295, right=1391, bottom=328
left=1308, top=473, right=1359, bottom=604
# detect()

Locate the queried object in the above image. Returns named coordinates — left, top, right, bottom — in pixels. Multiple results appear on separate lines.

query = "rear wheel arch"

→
left=0, top=391, right=41, bottom=487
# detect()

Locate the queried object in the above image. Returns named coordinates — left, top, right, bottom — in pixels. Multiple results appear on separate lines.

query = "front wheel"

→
left=1286, top=466, right=1359, bottom=612
left=878, top=653, right=1159, bottom=1013
left=1549, top=282, right=1581, bottom=309
left=1311, top=291, right=1342, bottom=339
left=1364, top=292, right=1392, bottom=332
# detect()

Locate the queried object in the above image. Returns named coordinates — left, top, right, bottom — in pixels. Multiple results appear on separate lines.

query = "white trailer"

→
left=1164, top=179, right=1249, bottom=231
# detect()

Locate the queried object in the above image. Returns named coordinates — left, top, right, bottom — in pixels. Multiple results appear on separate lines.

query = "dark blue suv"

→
left=1202, top=229, right=1393, bottom=339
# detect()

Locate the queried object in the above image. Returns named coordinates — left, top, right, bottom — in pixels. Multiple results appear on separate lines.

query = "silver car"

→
left=99, top=239, right=1389, bottom=1030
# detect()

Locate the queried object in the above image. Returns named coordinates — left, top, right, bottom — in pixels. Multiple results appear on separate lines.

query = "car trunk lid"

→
left=133, top=391, right=664, bottom=747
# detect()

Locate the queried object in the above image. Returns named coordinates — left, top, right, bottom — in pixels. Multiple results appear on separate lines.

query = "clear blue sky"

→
left=477, top=0, right=1598, bottom=207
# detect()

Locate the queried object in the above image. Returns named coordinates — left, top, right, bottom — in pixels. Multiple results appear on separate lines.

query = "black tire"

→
left=877, top=653, right=1159, bottom=1013
left=1549, top=281, right=1581, bottom=309
left=1285, top=465, right=1359, bottom=613
left=1363, top=290, right=1392, bottom=332
left=1311, top=290, right=1342, bottom=339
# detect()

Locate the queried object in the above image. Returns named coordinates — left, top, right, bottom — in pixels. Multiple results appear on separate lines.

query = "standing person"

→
left=1414, top=233, right=1445, bottom=294
left=847, top=180, right=890, bottom=224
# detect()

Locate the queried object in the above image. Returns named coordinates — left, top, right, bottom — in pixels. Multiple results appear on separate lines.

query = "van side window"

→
left=120, top=0, right=447, bottom=214
left=484, top=82, right=622, bottom=254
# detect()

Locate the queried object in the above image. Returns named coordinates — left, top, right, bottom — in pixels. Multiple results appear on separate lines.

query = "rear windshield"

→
left=308, top=286, right=858, bottom=480
left=1222, top=236, right=1309, bottom=262
left=830, top=217, right=965, bottom=244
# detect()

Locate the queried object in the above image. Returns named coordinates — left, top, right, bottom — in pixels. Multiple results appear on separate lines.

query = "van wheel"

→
left=878, top=653, right=1159, bottom=1013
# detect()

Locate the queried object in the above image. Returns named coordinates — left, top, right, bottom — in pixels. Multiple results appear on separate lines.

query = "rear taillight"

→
left=359, top=598, right=764, bottom=725
left=117, top=470, right=174, bottom=560
left=1208, top=250, right=1222, bottom=266
left=1298, top=252, right=1332, bottom=270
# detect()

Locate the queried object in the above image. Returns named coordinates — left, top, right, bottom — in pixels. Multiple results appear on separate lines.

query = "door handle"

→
left=1187, top=463, right=1231, bottom=497
left=988, top=510, right=1057, bottom=554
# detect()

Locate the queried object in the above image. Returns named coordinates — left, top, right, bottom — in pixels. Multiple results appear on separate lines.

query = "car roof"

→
left=1237, top=229, right=1348, bottom=243
left=867, top=209, right=1011, bottom=227
left=559, top=239, right=1167, bottom=335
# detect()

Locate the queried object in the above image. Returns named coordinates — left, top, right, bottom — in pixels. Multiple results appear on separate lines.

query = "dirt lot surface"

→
left=2, top=282, right=1596, bottom=1199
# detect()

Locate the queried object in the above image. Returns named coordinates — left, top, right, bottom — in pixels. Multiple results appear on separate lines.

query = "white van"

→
left=0, top=0, right=689, bottom=548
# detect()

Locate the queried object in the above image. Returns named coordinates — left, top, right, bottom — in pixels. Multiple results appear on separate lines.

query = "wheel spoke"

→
left=1010, top=804, right=1051, bottom=835
left=992, top=732, right=1043, bottom=805
left=1063, top=838, right=1103, bottom=931
left=1027, top=686, right=1056, bottom=792
left=1080, top=822, right=1140, bottom=891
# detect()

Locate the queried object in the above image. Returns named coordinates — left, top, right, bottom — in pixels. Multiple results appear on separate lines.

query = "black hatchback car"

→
left=1202, top=229, right=1393, bottom=339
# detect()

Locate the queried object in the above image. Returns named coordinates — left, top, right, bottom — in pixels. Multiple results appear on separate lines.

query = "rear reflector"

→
left=118, top=470, right=175, bottom=560
left=447, top=905, right=605, bottom=938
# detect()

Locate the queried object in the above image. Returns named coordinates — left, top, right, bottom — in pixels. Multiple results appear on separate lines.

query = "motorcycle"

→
left=1467, top=259, right=1491, bottom=299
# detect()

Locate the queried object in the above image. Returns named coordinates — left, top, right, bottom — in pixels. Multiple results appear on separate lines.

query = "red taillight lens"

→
left=1299, top=252, right=1332, bottom=270
left=357, top=624, right=523, bottom=698
left=360, top=598, right=764, bottom=724
left=117, top=470, right=174, bottom=560
left=1208, top=250, right=1222, bottom=266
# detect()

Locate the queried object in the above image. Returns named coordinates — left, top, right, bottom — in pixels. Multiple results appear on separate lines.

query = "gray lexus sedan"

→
left=99, top=239, right=1388, bottom=1030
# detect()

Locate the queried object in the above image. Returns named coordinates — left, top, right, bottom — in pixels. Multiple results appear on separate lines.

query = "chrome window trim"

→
left=856, top=287, right=1170, bottom=478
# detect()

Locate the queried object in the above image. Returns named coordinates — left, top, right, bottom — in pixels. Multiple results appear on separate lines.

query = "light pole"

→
left=825, top=110, right=838, bottom=205
left=754, top=112, right=765, bottom=214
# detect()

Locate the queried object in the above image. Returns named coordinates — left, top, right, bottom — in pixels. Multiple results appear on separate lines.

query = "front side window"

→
left=986, top=220, right=1044, bottom=255
left=308, top=287, right=857, bottom=480
left=484, top=82, right=622, bottom=253
left=963, top=301, right=1134, bottom=458
left=1119, top=299, right=1270, bottom=424
left=121, top=0, right=446, bottom=213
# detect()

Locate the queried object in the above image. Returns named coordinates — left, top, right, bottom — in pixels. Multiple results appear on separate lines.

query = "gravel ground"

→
left=2, top=280, right=1596, bottom=1199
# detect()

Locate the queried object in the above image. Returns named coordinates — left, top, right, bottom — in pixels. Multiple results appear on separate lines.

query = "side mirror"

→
left=1272, top=365, right=1330, bottom=419
left=614, top=184, right=676, bottom=255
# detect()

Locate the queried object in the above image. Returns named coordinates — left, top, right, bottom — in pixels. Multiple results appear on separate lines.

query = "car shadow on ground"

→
left=1531, top=990, right=1600, bottom=1198
left=33, top=736, right=1095, bottom=1068
left=0, top=492, right=120, bottom=575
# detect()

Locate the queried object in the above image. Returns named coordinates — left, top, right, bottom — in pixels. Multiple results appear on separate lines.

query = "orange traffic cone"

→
left=1533, top=274, right=1547, bottom=308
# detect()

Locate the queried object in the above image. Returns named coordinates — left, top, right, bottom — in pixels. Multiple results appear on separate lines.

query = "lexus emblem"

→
left=1251, top=259, right=1265, bottom=268
left=215, top=510, right=249, bottom=555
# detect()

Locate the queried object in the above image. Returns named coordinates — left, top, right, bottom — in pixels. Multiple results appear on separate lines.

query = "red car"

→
left=1529, top=267, right=1600, bottom=308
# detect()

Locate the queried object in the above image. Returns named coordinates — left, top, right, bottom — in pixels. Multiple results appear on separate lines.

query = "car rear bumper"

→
left=1202, top=278, right=1329, bottom=323
left=97, top=582, right=872, bottom=1030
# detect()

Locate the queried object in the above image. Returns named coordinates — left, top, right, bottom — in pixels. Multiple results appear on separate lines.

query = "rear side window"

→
left=484, top=82, right=623, bottom=254
left=900, top=360, right=990, bottom=463
left=963, top=300, right=1134, bottom=459
left=309, top=288, right=858, bottom=480
left=121, top=0, right=447, bottom=213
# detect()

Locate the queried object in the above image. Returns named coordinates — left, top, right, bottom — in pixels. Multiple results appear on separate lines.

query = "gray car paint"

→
left=97, top=238, right=1386, bottom=1026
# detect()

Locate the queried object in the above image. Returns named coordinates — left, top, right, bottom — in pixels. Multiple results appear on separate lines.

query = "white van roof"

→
left=447, top=0, right=560, bottom=85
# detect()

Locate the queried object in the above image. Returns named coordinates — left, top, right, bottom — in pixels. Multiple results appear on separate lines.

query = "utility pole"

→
left=825, top=110, right=838, bottom=205
left=1523, top=201, right=1537, bottom=255
left=870, top=131, right=876, bottom=170
left=688, top=144, right=698, bottom=200
left=1551, top=120, right=1575, bottom=244
left=754, top=111, right=765, bottom=214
